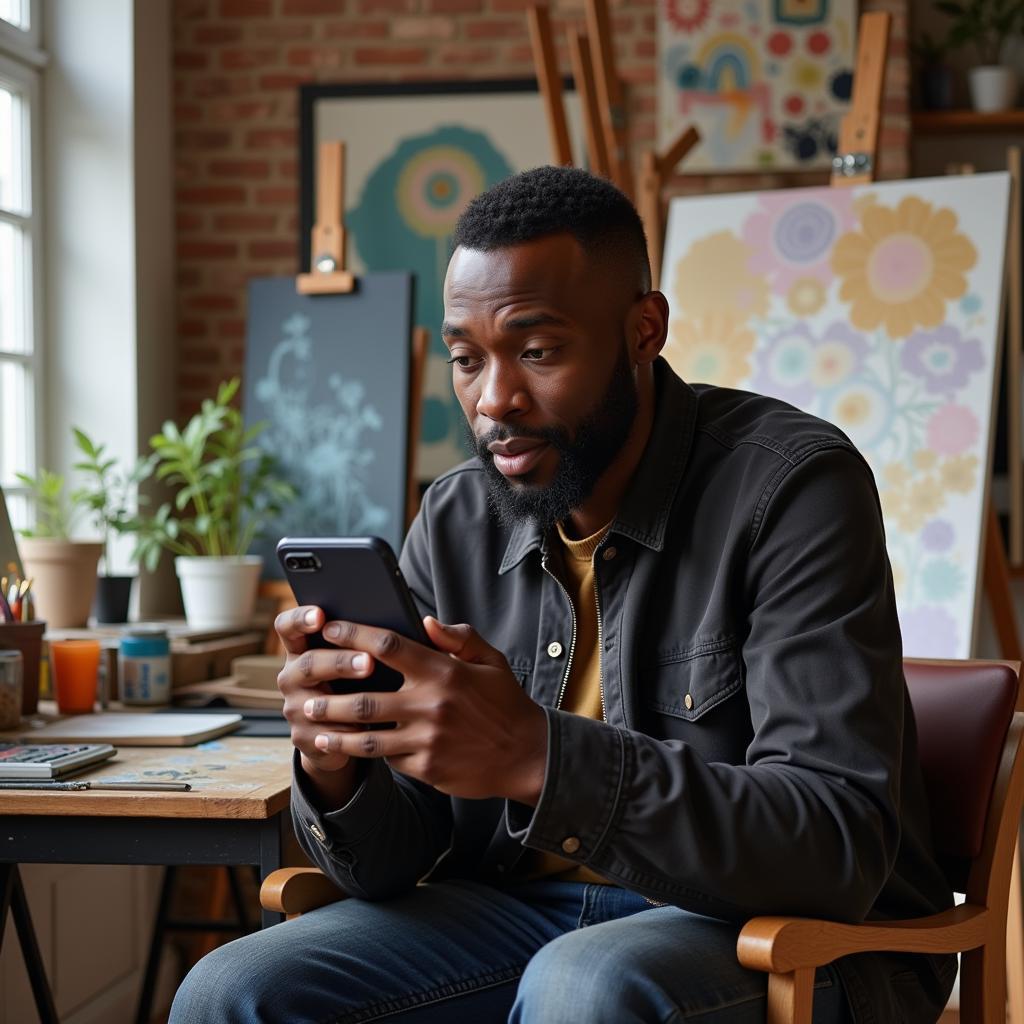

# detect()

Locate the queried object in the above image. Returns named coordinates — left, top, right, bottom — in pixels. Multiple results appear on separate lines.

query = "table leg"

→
left=259, top=815, right=284, bottom=928
left=4, top=865, right=60, bottom=1024
left=134, top=865, right=177, bottom=1024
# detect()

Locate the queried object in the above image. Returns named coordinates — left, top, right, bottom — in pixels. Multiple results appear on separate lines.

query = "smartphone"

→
left=277, top=536, right=430, bottom=695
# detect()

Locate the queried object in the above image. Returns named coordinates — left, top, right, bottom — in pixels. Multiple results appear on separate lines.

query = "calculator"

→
left=0, top=742, right=117, bottom=780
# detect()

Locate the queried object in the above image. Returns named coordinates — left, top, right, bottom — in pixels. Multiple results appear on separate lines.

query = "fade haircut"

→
left=451, top=166, right=652, bottom=292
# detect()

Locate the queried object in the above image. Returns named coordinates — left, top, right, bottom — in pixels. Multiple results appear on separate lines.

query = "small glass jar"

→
left=119, top=629, right=171, bottom=705
left=0, top=649, right=23, bottom=729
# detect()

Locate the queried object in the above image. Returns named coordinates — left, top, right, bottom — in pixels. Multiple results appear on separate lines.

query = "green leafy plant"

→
left=71, top=428, right=155, bottom=575
left=13, top=469, right=76, bottom=539
left=131, top=378, right=295, bottom=572
left=936, top=0, right=1024, bottom=66
left=910, top=31, right=950, bottom=67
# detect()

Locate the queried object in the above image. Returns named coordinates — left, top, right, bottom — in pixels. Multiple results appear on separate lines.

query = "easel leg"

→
left=985, top=504, right=1022, bottom=663
left=135, top=865, right=177, bottom=1024
left=6, top=865, right=60, bottom=1024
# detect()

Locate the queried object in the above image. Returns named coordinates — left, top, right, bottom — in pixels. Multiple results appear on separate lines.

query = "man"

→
left=171, top=166, right=955, bottom=1023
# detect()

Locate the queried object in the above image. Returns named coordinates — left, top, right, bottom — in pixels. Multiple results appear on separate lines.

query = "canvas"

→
left=658, top=0, right=856, bottom=171
left=661, top=173, right=1012, bottom=657
left=302, top=80, right=584, bottom=480
left=243, top=273, right=414, bottom=576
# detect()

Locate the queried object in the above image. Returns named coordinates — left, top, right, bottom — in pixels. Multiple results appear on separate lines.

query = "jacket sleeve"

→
left=290, top=495, right=455, bottom=899
left=507, top=447, right=906, bottom=923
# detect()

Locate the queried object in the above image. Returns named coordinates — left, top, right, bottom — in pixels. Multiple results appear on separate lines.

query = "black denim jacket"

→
left=293, top=360, right=956, bottom=1021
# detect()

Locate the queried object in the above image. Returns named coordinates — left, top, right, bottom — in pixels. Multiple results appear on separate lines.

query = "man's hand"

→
left=301, top=616, right=549, bottom=805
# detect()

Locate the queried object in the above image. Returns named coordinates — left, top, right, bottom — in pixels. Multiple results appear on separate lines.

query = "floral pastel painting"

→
left=661, top=173, right=1012, bottom=657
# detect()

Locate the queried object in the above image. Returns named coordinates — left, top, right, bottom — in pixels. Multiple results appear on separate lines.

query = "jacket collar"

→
left=498, top=359, right=698, bottom=575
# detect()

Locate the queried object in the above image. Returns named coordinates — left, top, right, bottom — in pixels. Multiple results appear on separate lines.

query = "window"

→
left=0, top=0, right=41, bottom=531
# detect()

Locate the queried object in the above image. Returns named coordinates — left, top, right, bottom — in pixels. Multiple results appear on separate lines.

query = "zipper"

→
left=592, top=558, right=606, bottom=723
left=541, top=554, right=578, bottom=710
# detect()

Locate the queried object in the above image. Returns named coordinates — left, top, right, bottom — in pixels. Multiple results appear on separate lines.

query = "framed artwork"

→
left=300, top=80, right=584, bottom=480
left=661, top=173, right=1012, bottom=658
left=243, top=273, right=415, bottom=577
left=658, top=0, right=857, bottom=172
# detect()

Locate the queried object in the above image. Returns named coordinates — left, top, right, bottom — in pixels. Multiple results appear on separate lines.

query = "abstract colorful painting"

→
left=302, top=81, right=583, bottom=481
left=658, top=0, right=856, bottom=171
left=661, top=174, right=1011, bottom=657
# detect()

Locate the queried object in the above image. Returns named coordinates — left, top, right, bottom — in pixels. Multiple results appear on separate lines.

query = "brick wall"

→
left=172, top=0, right=910, bottom=419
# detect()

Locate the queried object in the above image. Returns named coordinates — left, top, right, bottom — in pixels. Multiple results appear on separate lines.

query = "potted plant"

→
left=132, top=378, right=294, bottom=629
left=14, top=468, right=104, bottom=629
left=937, top=0, right=1024, bottom=111
left=71, top=428, right=155, bottom=624
left=911, top=32, right=955, bottom=111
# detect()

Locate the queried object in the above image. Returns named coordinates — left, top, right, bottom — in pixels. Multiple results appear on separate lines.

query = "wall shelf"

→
left=912, top=109, right=1024, bottom=134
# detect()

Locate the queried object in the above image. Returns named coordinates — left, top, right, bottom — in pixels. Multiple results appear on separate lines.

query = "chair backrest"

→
left=904, top=659, right=1021, bottom=896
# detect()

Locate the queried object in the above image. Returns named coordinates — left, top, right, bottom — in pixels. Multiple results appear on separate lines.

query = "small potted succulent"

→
left=937, top=0, right=1024, bottom=111
left=14, top=468, right=103, bottom=629
left=71, top=428, right=155, bottom=624
left=131, top=378, right=294, bottom=629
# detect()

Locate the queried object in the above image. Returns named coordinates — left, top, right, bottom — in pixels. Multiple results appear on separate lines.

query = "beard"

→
left=465, top=345, right=639, bottom=534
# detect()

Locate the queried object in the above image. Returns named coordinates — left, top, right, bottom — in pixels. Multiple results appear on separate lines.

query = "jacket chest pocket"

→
left=640, top=641, right=749, bottom=753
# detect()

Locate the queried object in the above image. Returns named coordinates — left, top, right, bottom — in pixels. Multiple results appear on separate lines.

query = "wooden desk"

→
left=0, top=736, right=294, bottom=1024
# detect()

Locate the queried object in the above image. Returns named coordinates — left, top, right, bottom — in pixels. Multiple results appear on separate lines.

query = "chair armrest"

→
left=260, top=867, right=348, bottom=915
left=737, top=904, right=988, bottom=974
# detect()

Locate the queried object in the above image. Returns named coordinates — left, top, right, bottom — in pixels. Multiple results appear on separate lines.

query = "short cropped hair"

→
left=452, top=166, right=652, bottom=291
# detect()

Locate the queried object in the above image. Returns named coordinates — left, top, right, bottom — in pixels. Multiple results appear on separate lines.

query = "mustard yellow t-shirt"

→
left=517, top=518, right=613, bottom=884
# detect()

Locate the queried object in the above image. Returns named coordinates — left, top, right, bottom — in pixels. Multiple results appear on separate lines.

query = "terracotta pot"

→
left=0, top=620, right=46, bottom=715
left=19, top=538, right=103, bottom=628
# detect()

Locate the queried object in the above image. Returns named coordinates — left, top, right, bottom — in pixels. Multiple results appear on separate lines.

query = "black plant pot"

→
left=92, top=575, right=134, bottom=624
left=920, top=66, right=955, bottom=111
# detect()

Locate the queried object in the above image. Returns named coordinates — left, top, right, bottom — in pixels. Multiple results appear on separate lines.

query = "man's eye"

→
left=446, top=355, right=479, bottom=369
left=522, top=348, right=550, bottom=361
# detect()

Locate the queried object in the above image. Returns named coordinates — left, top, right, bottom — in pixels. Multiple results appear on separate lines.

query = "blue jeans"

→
left=169, top=879, right=851, bottom=1023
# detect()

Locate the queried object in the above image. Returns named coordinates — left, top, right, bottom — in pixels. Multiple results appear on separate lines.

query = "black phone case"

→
left=276, top=536, right=429, bottom=695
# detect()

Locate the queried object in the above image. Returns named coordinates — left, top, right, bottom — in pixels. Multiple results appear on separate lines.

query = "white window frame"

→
left=0, top=7, right=44, bottom=527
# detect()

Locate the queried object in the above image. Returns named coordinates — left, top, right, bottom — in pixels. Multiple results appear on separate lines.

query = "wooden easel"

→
left=296, top=141, right=356, bottom=296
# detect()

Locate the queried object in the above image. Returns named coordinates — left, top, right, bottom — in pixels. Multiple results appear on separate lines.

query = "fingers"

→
left=423, top=616, right=507, bottom=669
left=275, top=605, right=323, bottom=656
left=303, top=690, right=402, bottom=726
left=319, top=619, right=437, bottom=674
left=278, top=646, right=375, bottom=691
left=311, top=724, right=413, bottom=759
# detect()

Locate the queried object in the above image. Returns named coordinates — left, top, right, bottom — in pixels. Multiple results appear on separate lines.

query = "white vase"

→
left=174, top=555, right=263, bottom=629
left=968, top=66, right=1019, bottom=112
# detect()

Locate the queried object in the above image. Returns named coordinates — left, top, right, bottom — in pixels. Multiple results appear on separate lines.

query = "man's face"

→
left=442, top=235, right=640, bottom=532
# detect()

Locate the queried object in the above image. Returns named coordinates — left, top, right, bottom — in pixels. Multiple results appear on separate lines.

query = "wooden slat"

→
left=567, top=29, right=609, bottom=178
left=766, top=969, right=814, bottom=1024
left=527, top=6, right=572, bottom=167
left=584, top=0, right=633, bottom=197
left=830, top=12, right=889, bottom=187
left=297, top=140, right=355, bottom=295
left=1008, top=147, right=1023, bottom=564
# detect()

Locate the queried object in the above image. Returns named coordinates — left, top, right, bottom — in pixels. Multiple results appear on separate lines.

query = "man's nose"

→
left=476, top=364, right=528, bottom=422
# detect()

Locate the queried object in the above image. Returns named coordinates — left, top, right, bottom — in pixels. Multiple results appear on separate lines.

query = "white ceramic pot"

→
left=19, top=538, right=103, bottom=628
left=968, top=66, right=1019, bottom=112
left=174, top=555, right=263, bottom=629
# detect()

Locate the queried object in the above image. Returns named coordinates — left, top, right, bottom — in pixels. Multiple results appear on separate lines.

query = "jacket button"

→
left=547, top=641, right=563, bottom=658
left=602, top=546, right=617, bottom=561
left=561, top=836, right=581, bottom=854
left=684, top=693, right=693, bottom=710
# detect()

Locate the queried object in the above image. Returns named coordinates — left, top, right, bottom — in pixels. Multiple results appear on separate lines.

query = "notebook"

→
left=0, top=741, right=116, bottom=780
left=24, top=713, right=243, bottom=746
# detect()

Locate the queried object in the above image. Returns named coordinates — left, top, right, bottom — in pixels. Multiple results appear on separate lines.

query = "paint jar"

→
left=0, top=650, right=23, bottom=730
left=119, top=629, right=171, bottom=705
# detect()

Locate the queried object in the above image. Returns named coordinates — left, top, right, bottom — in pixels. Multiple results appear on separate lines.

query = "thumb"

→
left=424, top=617, right=506, bottom=668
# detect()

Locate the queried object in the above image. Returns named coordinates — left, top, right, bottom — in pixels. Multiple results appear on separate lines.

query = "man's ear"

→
left=630, top=291, right=669, bottom=366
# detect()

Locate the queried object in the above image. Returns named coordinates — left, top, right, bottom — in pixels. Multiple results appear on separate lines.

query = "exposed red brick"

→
left=175, top=103, right=205, bottom=122
left=259, top=73, right=311, bottom=90
left=286, top=45, right=345, bottom=68
left=354, top=46, right=429, bottom=64
left=248, top=239, right=298, bottom=259
left=176, top=129, right=233, bottom=149
left=218, top=319, right=248, bottom=338
left=358, top=0, right=416, bottom=13
left=392, top=16, right=456, bottom=40
left=178, top=240, right=241, bottom=259
left=324, top=20, right=390, bottom=37
left=180, top=320, right=209, bottom=338
left=210, top=159, right=272, bottom=179
left=186, top=293, right=240, bottom=311
left=207, top=98, right=277, bottom=121
left=220, top=47, right=278, bottom=69
left=278, top=159, right=299, bottom=177
left=439, top=44, right=497, bottom=65
left=245, top=128, right=298, bottom=148
left=178, top=0, right=211, bottom=18
left=194, top=24, right=244, bottom=45
left=282, top=0, right=346, bottom=11
left=490, top=0, right=533, bottom=10
left=181, top=346, right=222, bottom=366
left=465, top=19, right=524, bottom=38
left=426, top=0, right=482, bottom=12
left=255, top=185, right=299, bottom=205
left=177, top=211, right=205, bottom=232
left=177, top=185, right=248, bottom=204
left=179, top=371, right=219, bottom=391
left=220, top=0, right=272, bottom=15
left=214, top=211, right=279, bottom=231
left=175, top=51, right=210, bottom=70
left=501, top=44, right=535, bottom=63
left=634, top=38, right=655, bottom=59
left=251, top=22, right=314, bottom=39
left=192, top=75, right=257, bottom=98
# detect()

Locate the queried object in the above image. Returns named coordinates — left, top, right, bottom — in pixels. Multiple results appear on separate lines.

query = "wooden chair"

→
left=738, top=658, right=1024, bottom=1023
left=260, top=658, right=1024, bottom=1021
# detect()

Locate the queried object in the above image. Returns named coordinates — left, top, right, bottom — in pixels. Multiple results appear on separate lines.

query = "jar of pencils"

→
left=0, top=650, right=22, bottom=730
